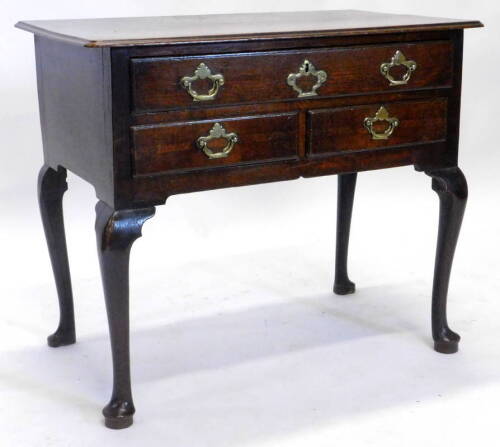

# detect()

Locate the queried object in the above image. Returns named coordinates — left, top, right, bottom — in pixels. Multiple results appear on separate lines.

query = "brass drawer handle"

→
left=380, top=50, right=417, bottom=86
left=196, top=123, right=238, bottom=159
left=287, top=59, right=327, bottom=98
left=364, top=106, right=399, bottom=140
left=181, top=63, right=224, bottom=101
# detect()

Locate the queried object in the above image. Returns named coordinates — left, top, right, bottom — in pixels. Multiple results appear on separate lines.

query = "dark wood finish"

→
left=18, top=11, right=480, bottom=429
left=38, top=165, right=76, bottom=347
left=132, top=141, right=449, bottom=205
left=334, top=173, right=357, bottom=295
left=131, top=41, right=452, bottom=113
left=26, top=29, right=465, bottom=209
left=131, top=88, right=451, bottom=127
left=95, top=201, right=155, bottom=429
left=425, top=167, right=467, bottom=354
left=126, top=30, right=456, bottom=59
left=34, top=36, right=114, bottom=205
left=132, top=113, right=299, bottom=175
left=15, top=10, right=482, bottom=47
left=308, top=98, right=448, bottom=156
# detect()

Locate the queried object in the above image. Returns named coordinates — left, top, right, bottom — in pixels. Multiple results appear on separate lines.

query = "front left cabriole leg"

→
left=425, top=167, right=468, bottom=354
left=95, top=201, right=155, bottom=429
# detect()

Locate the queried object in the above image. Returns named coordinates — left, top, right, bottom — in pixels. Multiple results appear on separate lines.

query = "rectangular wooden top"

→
left=16, top=9, right=483, bottom=48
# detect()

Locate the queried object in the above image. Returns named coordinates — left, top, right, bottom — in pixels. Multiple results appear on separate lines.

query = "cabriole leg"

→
left=95, top=201, right=155, bottom=429
left=426, top=167, right=467, bottom=354
left=334, top=173, right=357, bottom=295
left=38, top=165, right=75, bottom=347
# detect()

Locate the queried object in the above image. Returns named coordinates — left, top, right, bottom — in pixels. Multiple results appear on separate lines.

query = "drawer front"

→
left=131, top=41, right=452, bottom=112
left=307, top=98, right=447, bottom=156
left=132, top=113, right=299, bottom=175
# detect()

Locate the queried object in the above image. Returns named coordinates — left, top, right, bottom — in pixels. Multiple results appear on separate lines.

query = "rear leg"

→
left=38, top=165, right=75, bottom=347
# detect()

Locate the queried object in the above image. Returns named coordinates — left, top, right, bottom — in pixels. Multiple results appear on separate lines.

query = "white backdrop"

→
left=1, top=2, right=499, bottom=446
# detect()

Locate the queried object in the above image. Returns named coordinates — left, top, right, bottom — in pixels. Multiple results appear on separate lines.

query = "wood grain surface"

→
left=308, top=98, right=448, bottom=156
left=16, top=10, right=482, bottom=47
left=131, top=41, right=453, bottom=112
left=132, top=113, right=299, bottom=175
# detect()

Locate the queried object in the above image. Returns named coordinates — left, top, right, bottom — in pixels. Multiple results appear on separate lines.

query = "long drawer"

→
left=307, top=98, right=448, bottom=156
left=132, top=112, right=299, bottom=176
left=131, top=41, right=453, bottom=113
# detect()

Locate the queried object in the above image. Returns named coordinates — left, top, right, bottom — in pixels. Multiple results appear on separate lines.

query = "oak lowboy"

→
left=17, top=10, right=482, bottom=429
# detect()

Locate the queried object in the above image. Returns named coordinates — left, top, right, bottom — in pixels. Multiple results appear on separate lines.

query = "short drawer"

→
left=307, top=98, right=448, bottom=156
left=131, top=41, right=453, bottom=112
left=132, top=113, right=299, bottom=175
